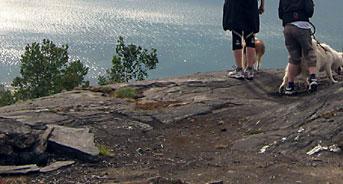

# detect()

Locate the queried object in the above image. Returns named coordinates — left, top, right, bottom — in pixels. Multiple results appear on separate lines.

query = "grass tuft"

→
left=97, top=144, right=113, bottom=157
left=114, top=87, right=137, bottom=99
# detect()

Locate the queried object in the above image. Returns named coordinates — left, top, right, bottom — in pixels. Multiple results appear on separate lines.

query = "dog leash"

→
left=309, top=21, right=329, bottom=53
left=232, top=30, right=245, bottom=48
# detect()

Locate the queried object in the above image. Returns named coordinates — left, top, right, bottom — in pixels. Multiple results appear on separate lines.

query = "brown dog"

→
left=243, top=38, right=265, bottom=71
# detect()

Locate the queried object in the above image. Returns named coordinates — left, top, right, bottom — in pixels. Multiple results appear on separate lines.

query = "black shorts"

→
left=232, top=30, right=255, bottom=50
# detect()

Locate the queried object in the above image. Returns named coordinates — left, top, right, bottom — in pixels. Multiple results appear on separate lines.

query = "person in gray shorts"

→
left=279, top=0, right=318, bottom=95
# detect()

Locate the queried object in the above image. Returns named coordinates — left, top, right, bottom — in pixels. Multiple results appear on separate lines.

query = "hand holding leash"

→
left=259, top=0, right=265, bottom=14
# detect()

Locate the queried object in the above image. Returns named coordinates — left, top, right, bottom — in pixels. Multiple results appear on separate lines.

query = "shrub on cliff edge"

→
left=98, top=36, right=158, bottom=85
left=0, top=88, right=15, bottom=107
left=11, top=39, right=89, bottom=101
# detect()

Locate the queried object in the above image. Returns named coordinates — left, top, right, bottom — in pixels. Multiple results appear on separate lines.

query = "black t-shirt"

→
left=223, top=0, right=260, bottom=33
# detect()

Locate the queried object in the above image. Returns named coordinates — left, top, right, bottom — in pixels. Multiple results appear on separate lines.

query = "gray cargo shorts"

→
left=283, top=24, right=316, bottom=67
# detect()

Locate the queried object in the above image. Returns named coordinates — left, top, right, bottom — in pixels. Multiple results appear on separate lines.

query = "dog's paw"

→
left=279, top=86, right=285, bottom=94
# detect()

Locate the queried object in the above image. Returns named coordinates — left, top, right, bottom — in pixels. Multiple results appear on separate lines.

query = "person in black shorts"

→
left=223, top=0, right=264, bottom=80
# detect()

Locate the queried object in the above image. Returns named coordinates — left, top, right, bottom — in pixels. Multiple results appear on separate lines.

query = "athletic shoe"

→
left=228, top=68, right=244, bottom=79
left=308, top=78, right=318, bottom=93
left=285, top=85, right=296, bottom=96
left=245, top=67, right=254, bottom=80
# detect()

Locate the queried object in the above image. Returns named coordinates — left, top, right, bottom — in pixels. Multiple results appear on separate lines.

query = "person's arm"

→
left=278, top=0, right=283, bottom=20
left=304, top=0, right=314, bottom=18
left=259, top=0, right=265, bottom=14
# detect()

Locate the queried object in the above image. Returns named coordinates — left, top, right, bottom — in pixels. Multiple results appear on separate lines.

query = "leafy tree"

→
left=98, top=36, right=158, bottom=85
left=12, top=39, right=89, bottom=101
left=61, top=60, right=89, bottom=90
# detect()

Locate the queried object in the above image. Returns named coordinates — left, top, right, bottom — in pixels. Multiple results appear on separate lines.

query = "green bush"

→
left=12, top=39, right=89, bottom=101
left=0, top=89, right=15, bottom=107
left=98, top=36, right=158, bottom=85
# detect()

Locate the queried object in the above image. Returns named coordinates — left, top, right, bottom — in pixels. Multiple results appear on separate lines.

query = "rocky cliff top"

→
left=0, top=70, right=342, bottom=183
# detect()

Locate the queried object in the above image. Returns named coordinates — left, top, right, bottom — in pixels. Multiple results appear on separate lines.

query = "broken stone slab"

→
left=0, top=161, right=75, bottom=175
left=35, top=126, right=54, bottom=155
left=47, top=125, right=99, bottom=162
left=0, top=117, right=36, bottom=150
left=39, top=161, right=75, bottom=173
left=0, top=164, right=40, bottom=175
left=0, top=117, right=48, bottom=165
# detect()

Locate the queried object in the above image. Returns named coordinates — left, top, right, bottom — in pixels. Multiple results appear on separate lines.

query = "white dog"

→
left=279, top=39, right=343, bottom=93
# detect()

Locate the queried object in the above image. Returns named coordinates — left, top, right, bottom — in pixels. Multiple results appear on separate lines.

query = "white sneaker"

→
left=284, top=86, right=297, bottom=96
left=308, top=78, right=318, bottom=93
left=245, top=67, right=254, bottom=80
left=228, top=68, right=244, bottom=79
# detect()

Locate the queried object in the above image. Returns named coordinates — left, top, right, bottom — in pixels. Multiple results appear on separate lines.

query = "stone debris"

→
left=0, top=164, right=40, bottom=175
left=39, top=161, right=75, bottom=173
left=0, top=117, right=99, bottom=165
left=297, top=127, right=305, bottom=133
left=259, top=145, right=271, bottom=154
left=136, top=148, right=144, bottom=155
left=306, top=144, right=342, bottom=156
left=0, top=161, right=75, bottom=175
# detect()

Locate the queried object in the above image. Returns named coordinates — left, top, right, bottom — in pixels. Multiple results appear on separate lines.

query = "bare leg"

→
left=287, top=63, right=299, bottom=82
left=233, top=49, right=243, bottom=68
left=246, top=47, right=256, bottom=68
left=308, top=66, right=316, bottom=75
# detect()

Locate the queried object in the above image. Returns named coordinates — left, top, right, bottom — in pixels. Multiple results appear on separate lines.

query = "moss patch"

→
left=114, top=87, right=137, bottom=99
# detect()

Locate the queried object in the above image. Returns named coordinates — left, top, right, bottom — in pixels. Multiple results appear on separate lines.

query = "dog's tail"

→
left=255, top=39, right=265, bottom=71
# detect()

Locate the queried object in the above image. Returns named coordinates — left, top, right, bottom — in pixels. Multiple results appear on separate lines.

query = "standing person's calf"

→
left=243, top=38, right=265, bottom=71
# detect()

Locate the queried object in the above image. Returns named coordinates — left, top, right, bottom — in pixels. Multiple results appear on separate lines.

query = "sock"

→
left=309, top=74, right=316, bottom=80
left=287, top=82, right=295, bottom=89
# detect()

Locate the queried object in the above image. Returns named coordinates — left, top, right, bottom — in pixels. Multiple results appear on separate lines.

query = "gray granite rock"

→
left=0, top=70, right=342, bottom=164
left=0, top=161, right=75, bottom=175
left=48, top=125, right=99, bottom=161
left=39, top=161, right=75, bottom=173
left=0, top=117, right=48, bottom=165
left=0, top=164, right=40, bottom=174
